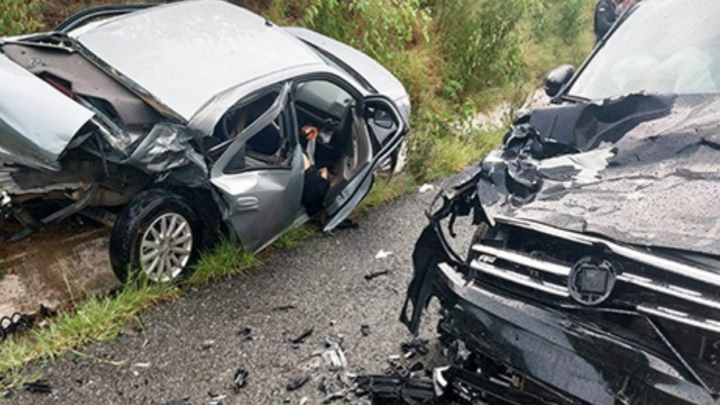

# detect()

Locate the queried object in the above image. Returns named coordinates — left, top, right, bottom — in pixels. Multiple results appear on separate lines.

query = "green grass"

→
left=272, top=224, right=318, bottom=250
left=0, top=278, right=177, bottom=391
left=185, top=241, right=263, bottom=287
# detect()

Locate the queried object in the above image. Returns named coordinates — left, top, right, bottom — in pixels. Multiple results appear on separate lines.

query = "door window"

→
left=205, top=87, right=295, bottom=173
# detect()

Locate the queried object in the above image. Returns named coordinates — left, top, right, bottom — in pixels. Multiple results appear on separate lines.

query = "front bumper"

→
left=402, top=222, right=720, bottom=405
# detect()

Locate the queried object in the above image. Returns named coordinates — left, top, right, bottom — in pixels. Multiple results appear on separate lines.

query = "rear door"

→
left=323, top=95, right=408, bottom=231
left=209, top=83, right=304, bottom=252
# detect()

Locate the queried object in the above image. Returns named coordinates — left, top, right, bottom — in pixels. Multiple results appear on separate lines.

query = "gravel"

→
left=10, top=187, right=475, bottom=405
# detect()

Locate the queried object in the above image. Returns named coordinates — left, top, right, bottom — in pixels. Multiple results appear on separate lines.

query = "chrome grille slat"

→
left=473, top=240, right=720, bottom=333
left=497, top=216, right=720, bottom=289
left=471, top=244, right=571, bottom=276
left=638, top=305, right=720, bottom=334
left=619, top=273, right=720, bottom=311
left=469, top=259, right=569, bottom=297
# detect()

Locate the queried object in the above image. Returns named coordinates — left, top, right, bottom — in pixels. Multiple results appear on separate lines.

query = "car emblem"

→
left=568, top=257, right=617, bottom=306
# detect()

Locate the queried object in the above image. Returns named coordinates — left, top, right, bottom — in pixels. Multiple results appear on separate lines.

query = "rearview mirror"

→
left=544, top=65, right=574, bottom=97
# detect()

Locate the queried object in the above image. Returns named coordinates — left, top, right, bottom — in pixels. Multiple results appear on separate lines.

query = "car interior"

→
left=208, top=79, right=373, bottom=207
left=293, top=80, right=372, bottom=205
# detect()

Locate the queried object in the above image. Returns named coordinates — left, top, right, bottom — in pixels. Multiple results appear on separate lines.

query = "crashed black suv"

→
left=402, top=1, right=720, bottom=404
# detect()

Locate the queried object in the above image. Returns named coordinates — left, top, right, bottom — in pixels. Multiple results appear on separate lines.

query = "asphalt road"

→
left=10, top=185, right=475, bottom=405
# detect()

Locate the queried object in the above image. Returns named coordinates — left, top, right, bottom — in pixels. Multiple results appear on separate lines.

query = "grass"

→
left=185, top=241, right=263, bottom=287
left=0, top=262, right=6, bottom=282
left=0, top=278, right=177, bottom=391
left=272, top=224, right=318, bottom=249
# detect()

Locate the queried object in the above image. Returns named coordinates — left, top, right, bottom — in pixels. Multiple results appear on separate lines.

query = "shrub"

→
left=0, top=0, right=41, bottom=36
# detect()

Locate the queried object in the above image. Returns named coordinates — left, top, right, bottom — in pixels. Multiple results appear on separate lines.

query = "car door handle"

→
left=235, top=196, right=259, bottom=212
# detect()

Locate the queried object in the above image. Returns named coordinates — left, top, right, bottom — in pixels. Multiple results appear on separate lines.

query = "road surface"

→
left=9, top=184, right=475, bottom=405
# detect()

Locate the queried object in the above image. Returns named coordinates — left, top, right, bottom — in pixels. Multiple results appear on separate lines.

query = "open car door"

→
left=323, top=95, right=408, bottom=231
left=210, top=84, right=305, bottom=252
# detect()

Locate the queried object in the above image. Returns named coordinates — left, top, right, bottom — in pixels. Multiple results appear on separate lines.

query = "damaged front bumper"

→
left=401, top=217, right=720, bottom=405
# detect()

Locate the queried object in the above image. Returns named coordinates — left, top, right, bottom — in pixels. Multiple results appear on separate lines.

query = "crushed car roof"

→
left=70, top=0, right=325, bottom=121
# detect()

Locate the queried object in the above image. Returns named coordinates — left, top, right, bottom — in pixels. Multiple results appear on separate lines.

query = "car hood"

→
left=0, top=52, right=94, bottom=171
left=475, top=93, right=720, bottom=257
left=284, top=27, right=411, bottom=121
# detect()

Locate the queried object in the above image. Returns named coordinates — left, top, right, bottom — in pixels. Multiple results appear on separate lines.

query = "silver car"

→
left=0, top=0, right=410, bottom=283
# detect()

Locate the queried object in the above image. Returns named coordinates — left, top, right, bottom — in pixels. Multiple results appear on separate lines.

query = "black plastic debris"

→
left=400, top=339, right=429, bottom=359
left=364, top=270, right=391, bottom=281
left=23, top=380, right=52, bottom=394
left=237, top=327, right=253, bottom=341
left=273, top=305, right=297, bottom=312
left=233, top=369, right=248, bottom=393
left=336, top=219, right=359, bottom=230
left=0, top=312, right=32, bottom=342
left=355, top=375, right=436, bottom=404
left=361, top=325, right=371, bottom=337
left=208, top=391, right=227, bottom=405
left=286, top=375, right=310, bottom=392
left=289, top=327, right=314, bottom=345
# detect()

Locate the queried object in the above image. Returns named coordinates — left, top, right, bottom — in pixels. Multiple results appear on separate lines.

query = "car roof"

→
left=70, top=0, right=325, bottom=121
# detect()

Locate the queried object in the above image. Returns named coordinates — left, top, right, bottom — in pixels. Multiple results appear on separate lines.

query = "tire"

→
left=110, top=189, right=201, bottom=283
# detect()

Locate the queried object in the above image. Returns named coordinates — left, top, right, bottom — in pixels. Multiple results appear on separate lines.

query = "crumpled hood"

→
left=477, top=93, right=720, bottom=257
left=0, top=52, right=94, bottom=171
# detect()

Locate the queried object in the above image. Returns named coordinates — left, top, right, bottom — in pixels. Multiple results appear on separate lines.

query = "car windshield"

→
left=568, top=0, right=720, bottom=100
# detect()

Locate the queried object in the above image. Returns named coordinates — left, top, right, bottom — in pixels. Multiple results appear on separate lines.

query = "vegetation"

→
left=0, top=0, right=596, bottom=391
left=0, top=278, right=177, bottom=390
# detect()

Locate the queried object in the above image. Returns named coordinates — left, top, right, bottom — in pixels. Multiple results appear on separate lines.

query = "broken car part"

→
left=0, top=0, right=410, bottom=283
left=400, top=1, right=720, bottom=404
left=0, top=312, right=32, bottom=342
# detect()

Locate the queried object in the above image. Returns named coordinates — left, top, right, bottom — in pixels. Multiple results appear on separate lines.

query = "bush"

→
left=0, top=0, right=41, bottom=36
left=433, top=0, right=530, bottom=96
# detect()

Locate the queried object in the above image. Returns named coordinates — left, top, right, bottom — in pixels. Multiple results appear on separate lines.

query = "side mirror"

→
left=544, top=65, right=574, bottom=97
left=373, top=108, right=395, bottom=129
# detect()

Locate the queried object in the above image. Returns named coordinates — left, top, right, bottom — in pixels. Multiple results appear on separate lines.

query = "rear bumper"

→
left=402, top=223, right=720, bottom=405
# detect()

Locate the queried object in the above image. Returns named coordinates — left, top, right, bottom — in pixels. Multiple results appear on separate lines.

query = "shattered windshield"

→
left=568, top=0, right=720, bottom=100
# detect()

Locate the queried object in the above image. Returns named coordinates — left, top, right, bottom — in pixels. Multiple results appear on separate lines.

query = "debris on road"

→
left=22, top=380, right=52, bottom=394
left=289, top=327, right=314, bottom=345
left=232, top=369, right=248, bottom=393
left=165, top=397, right=190, bottom=405
left=374, top=250, right=393, bottom=260
left=273, top=304, right=297, bottom=312
left=286, top=375, right=310, bottom=392
left=320, top=338, right=347, bottom=371
left=360, top=324, right=371, bottom=337
left=418, top=184, right=434, bottom=194
left=364, top=270, right=391, bottom=281
left=237, top=326, right=253, bottom=341
left=208, top=391, right=227, bottom=405
left=200, top=339, right=215, bottom=350
left=0, top=312, right=32, bottom=341
left=400, top=338, right=429, bottom=359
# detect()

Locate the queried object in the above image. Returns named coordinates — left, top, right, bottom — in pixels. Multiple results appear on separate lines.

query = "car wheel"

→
left=110, top=189, right=200, bottom=283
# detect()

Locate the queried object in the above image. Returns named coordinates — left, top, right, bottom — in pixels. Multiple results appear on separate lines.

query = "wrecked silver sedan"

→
left=0, top=0, right=409, bottom=283
left=401, top=1, right=720, bottom=404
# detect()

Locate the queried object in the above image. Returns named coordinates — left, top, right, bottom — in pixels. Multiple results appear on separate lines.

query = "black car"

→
left=401, top=0, right=720, bottom=404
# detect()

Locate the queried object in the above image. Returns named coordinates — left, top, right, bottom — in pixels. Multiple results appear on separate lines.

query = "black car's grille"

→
left=468, top=221, right=720, bottom=392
